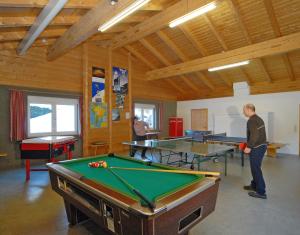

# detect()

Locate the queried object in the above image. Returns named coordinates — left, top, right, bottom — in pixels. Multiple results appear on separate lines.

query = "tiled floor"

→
left=0, top=153, right=300, bottom=235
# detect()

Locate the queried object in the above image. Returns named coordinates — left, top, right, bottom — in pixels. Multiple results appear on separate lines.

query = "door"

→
left=191, top=109, right=208, bottom=130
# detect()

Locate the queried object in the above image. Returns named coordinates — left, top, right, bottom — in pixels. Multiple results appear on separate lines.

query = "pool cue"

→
left=107, top=168, right=156, bottom=211
left=110, top=167, right=220, bottom=177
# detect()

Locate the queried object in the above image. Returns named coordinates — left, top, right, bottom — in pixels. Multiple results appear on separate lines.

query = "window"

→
left=134, top=103, right=158, bottom=129
left=27, top=96, right=80, bottom=137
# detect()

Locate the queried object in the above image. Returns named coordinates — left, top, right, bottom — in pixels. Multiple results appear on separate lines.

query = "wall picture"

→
left=90, top=103, right=108, bottom=128
left=112, top=108, right=121, bottom=121
left=92, top=67, right=105, bottom=103
left=112, top=67, right=128, bottom=94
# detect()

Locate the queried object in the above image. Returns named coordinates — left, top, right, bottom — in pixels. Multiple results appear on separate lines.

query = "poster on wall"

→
left=116, top=94, right=125, bottom=109
left=112, top=67, right=128, bottom=94
left=92, top=67, right=105, bottom=103
left=90, top=103, right=108, bottom=128
left=112, top=108, right=121, bottom=121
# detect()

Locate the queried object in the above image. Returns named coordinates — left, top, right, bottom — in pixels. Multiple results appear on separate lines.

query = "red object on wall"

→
left=169, top=117, right=183, bottom=137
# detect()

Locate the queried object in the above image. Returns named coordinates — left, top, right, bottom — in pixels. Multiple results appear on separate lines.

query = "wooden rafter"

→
left=0, top=0, right=98, bottom=8
left=229, top=0, right=288, bottom=82
left=125, top=41, right=185, bottom=94
left=124, top=45, right=156, bottom=69
left=239, top=68, right=252, bottom=85
left=108, top=0, right=216, bottom=49
left=0, top=38, right=57, bottom=50
left=0, top=28, right=67, bottom=42
left=179, top=25, right=208, bottom=56
left=202, top=15, right=236, bottom=86
left=139, top=37, right=194, bottom=93
left=0, top=16, right=79, bottom=28
left=0, top=15, right=149, bottom=29
left=0, top=0, right=162, bottom=11
left=47, top=0, right=138, bottom=60
left=262, top=0, right=295, bottom=80
left=178, top=25, right=228, bottom=88
left=156, top=30, right=215, bottom=90
left=17, top=0, right=68, bottom=55
left=203, top=15, right=228, bottom=51
left=146, top=32, right=300, bottom=80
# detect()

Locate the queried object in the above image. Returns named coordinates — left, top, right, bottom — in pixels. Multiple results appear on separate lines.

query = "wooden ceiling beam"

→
left=203, top=14, right=236, bottom=86
left=179, top=25, right=209, bottom=56
left=127, top=40, right=185, bottom=94
left=239, top=68, right=252, bottom=85
left=47, top=0, right=137, bottom=60
left=0, top=28, right=67, bottom=42
left=139, top=38, right=194, bottom=93
left=108, top=0, right=216, bottom=49
left=256, top=59, right=272, bottom=83
left=0, top=16, right=79, bottom=28
left=262, top=0, right=295, bottom=81
left=156, top=31, right=189, bottom=61
left=178, top=25, right=227, bottom=88
left=156, top=30, right=215, bottom=90
left=17, top=0, right=68, bottom=55
left=165, top=79, right=187, bottom=94
left=228, top=0, right=272, bottom=82
left=124, top=45, right=156, bottom=69
left=0, top=0, right=163, bottom=11
left=0, top=38, right=56, bottom=50
left=203, top=15, right=228, bottom=51
left=0, top=0, right=99, bottom=9
left=0, top=15, right=148, bottom=29
left=146, top=32, right=300, bottom=80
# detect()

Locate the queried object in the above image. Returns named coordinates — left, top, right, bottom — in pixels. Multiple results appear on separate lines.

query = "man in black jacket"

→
left=243, top=104, right=268, bottom=199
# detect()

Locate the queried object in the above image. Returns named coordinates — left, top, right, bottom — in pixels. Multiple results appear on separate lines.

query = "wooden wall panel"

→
left=0, top=47, right=82, bottom=92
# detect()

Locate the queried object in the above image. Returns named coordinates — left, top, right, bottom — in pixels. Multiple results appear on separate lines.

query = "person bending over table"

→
left=131, top=116, right=149, bottom=159
left=243, top=104, right=268, bottom=199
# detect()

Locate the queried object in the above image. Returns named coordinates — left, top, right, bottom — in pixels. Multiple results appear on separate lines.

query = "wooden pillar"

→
left=128, top=52, right=133, bottom=141
left=108, top=48, right=113, bottom=152
left=82, top=43, right=89, bottom=157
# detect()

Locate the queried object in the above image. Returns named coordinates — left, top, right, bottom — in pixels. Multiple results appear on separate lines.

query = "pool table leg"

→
left=64, top=200, right=89, bottom=226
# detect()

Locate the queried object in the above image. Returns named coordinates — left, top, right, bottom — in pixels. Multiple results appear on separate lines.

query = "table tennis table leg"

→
left=224, top=153, right=227, bottom=176
left=241, top=151, right=244, bottom=167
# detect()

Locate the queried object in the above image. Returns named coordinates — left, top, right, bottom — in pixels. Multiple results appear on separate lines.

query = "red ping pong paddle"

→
left=239, top=143, right=247, bottom=151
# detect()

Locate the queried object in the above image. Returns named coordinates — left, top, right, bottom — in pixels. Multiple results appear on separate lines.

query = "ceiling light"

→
left=99, top=0, right=150, bottom=32
left=208, top=60, right=250, bottom=72
left=169, top=2, right=216, bottom=28
left=110, top=0, right=118, bottom=6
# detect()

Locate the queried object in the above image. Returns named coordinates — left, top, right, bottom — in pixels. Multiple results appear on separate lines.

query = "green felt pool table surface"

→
left=60, top=155, right=206, bottom=203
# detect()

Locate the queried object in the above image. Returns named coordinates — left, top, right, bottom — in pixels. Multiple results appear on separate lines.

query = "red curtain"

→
left=10, top=90, right=26, bottom=141
left=79, top=96, right=83, bottom=137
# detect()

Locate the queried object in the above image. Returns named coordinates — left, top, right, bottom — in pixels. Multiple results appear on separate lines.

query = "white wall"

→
left=177, top=91, right=300, bottom=155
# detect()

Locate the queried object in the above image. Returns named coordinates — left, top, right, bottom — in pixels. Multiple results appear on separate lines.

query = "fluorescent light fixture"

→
left=208, top=60, right=250, bottom=72
left=99, top=0, right=150, bottom=32
left=169, top=2, right=216, bottom=28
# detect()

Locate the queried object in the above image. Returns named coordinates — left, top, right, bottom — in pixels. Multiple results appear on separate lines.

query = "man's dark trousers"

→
left=250, top=145, right=267, bottom=195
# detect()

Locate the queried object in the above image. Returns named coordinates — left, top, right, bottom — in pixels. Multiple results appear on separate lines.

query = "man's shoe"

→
left=248, top=191, right=267, bottom=199
left=243, top=185, right=255, bottom=191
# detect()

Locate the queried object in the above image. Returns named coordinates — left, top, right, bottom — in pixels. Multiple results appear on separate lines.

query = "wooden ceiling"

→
left=0, top=0, right=300, bottom=100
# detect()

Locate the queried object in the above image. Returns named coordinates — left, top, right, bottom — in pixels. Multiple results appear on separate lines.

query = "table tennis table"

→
left=203, top=133, right=247, bottom=167
left=123, top=137, right=235, bottom=176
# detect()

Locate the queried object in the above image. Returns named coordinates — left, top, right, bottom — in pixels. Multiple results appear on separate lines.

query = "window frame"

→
left=27, top=96, right=80, bottom=137
left=134, top=103, right=159, bottom=130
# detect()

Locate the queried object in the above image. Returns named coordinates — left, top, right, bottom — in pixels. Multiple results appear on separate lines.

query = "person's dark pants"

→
left=131, top=135, right=147, bottom=158
left=249, top=145, right=267, bottom=195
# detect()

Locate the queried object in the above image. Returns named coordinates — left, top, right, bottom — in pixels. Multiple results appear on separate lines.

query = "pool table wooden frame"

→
left=47, top=155, right=220, bottom=235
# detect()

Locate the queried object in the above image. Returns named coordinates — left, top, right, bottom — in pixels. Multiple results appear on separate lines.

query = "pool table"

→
left=47, top=154, right=220, bottom=235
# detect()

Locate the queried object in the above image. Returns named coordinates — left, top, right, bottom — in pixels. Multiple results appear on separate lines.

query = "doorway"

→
left=191, top=109, right=208, bottom=130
